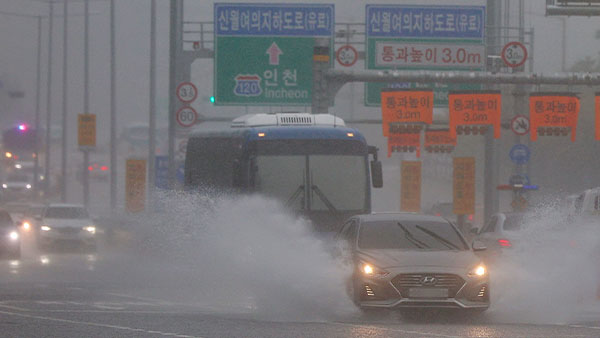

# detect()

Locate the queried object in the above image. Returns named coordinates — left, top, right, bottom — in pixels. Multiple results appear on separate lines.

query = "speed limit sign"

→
left=176, top=82, right=198, bottom=103
left=176, top=106, right=198, bottom=127
left=336, top=45, right=358, bottom=67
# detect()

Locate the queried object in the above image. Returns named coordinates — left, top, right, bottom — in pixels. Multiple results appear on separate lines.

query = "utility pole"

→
left=45, top=2, right=54, bottom=198
left=61, top=0, right=68, bottom=202
left=110, top=0, right=117, bottom=211
left=484, top=0, right=501, bottom=225
left=34, top=15, right=42, bottom=193
left=83, top=0, right=90, bottom=207
left=167, top=0, right=182, bottom=188
left=148, top=0, right=156, bottom=202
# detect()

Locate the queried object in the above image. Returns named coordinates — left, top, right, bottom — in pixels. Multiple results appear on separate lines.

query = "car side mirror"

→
left=472, top=240, right=487, bottom=252
left=469, top=227, right=480, bottom=235
left=371, top=160, right=383, bottom=188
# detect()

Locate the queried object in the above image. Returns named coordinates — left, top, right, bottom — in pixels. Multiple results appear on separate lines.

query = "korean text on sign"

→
left=529, top=92, right=580, bottom=142
left=401, top=161, right=421, bottom=212
left=215, top=4, right=333, bottom=36
left=366, top=5, right=485, bottom=39
left=375, top=42, right=484, bottom=69
left=453, top=157, right=475, bottom=215
left=381, top=89, right=433, bottom=137
left=448, top=91, right=502, bottom=139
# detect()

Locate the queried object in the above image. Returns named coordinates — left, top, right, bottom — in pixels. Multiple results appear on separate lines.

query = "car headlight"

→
left=41, top=225, right=51, bottom=231
left=84, top=226, right=96, bottom=234
left=2, top=184, right=7, bottom=189
left=468, top=264, right=487, bottom=277
left=359, top=261, right=389, bottom=278
left=26, top=184, right=32, bottom=189
left=22, top=222, right=31, bottom=231
left=9, top=231, right=19, bottom=241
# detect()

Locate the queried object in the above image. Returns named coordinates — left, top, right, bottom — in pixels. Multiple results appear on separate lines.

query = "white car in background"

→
left=38, top=204, right=97, bottom=250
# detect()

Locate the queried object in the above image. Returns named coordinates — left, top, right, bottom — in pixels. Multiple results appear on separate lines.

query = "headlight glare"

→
left=2, top=184, right=7, bottom=189
left=469, top=264, right=487, bottom=277
left=9, top=231, right=19, bottom=241
left=84, top=226, right=96, bottom=234
left=360, top=261, right=389, bottom=278
left=41, top=225, right=51, bottom=231
left=26, top=184, right=32, bottom=189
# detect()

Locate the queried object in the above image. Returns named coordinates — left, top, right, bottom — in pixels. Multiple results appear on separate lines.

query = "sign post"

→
left=214, top=3, right=334, bottom=106
left=365, top=5, right=486, bottom=107
left=400, top=161, right=421, bottom=212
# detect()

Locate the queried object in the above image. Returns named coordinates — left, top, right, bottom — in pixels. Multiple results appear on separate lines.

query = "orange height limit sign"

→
left=401, top=161, right=421, bottom=212
left=448, top=91, right=502, bottom=139
left=529, top=92, right=580, bottom=142
left=381, top=89, right=433, bottom=137
left=453, top=157, right=475, bottom=215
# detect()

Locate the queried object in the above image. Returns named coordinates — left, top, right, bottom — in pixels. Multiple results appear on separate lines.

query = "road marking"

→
left=0, top=303, right=30, bottom=312
left=570, top=324, right=600, bottom=330
left=0, top=309, right=202, bottom=338
left=332, top=322, right=461, bottom=338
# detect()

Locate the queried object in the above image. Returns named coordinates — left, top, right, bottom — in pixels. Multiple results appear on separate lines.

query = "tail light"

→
left=468, top=214, right=474, bottom=221
left=498, top=239, right=512, bottom=247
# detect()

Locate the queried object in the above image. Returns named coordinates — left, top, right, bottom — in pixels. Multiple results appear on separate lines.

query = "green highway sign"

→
left=214, top=3, right=334, bottom=106
left=365, top=5, right=486, bottom=107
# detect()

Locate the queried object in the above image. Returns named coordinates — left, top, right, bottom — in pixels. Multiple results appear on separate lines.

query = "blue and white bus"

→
left=184, top=113, right=382, bottom=232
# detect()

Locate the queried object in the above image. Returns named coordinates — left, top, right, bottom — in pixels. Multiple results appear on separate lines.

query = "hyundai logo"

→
left=420, top=276, right=437, bottom=286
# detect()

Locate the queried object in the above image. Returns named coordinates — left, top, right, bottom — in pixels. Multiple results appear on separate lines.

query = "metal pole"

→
left=167, top=0, right=181, bottom=188
left=44, top=2, right=54, bottom=197
left=61, top=0, right=68, bottom=202
left=110, top=0, right=117, bottom=211
left=34, top=16, right=42, bottom=194
left=83, top=0, right=90, bottom=207
left=561, top=18, right=566, bottom=72
left=484, top=0, right=500, bottom=225
left=148, top=0, right=156, bottom=201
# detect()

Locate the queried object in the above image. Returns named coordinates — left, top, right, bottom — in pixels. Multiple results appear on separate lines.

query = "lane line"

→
left=0, top=309, right=202, bottom=338
left=0, top=303, right=30, bottom=312
left=332, top=322, right=461, bottom=338
left=570, top=324, right=600, bottom=330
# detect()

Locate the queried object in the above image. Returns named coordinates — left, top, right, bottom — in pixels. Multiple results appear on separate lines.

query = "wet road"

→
left=1, top=234, right=599, bottom=338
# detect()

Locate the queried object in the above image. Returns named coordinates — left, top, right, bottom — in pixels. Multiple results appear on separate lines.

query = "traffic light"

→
left=209, top=96, right=215, bottom=104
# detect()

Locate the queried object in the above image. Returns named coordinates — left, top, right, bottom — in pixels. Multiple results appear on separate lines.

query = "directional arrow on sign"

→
left=266, top=42, right=283, bottom=65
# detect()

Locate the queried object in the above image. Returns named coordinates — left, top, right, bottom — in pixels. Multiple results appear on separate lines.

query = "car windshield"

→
left=254, top=154, right=367, bottom=212
left=358, top=220, right=468, bottom=251
left=44, top=207, right=89, bottom=219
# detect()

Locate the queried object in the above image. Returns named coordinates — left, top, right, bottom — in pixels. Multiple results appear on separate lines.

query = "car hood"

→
left=42, top=218, right=92, bottom=228
left=357, top=249, right=480, bottom=269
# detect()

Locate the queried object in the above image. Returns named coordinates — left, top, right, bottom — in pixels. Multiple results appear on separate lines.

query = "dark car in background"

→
left=338, top=213, right=489, bottom=313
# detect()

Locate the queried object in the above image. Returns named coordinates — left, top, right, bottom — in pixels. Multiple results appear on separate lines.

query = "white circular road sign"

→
left=501, top=41, right=528, bottom=68
left=176, top=82, right=198, bottom=103
left=510, top=115, right=530, bottom=136
left=336, top=45, right=358, bottom=67
left=176, top=106, right=198, bottom=127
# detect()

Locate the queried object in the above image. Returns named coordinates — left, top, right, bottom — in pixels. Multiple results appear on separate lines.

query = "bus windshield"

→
left=253, top=154, right=367, bottom=212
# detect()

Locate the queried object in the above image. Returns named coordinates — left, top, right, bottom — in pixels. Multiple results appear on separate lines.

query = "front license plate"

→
left=408, top=288, right=448, bottom=298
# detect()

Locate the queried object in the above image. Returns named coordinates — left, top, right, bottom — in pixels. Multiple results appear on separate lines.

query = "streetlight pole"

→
left=110, top=0, right=117, bottom=212
left=45, top=2, right=54, bottom=198
left=34, top=15, right=42, bottom=193
left=61, top=0, right=68, bottom=202
left=83, top=0, right=90, bottom=207
left=148, top=0, right=157, bottom=203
